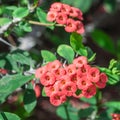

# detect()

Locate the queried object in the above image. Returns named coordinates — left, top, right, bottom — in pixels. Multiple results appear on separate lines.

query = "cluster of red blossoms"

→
left=47, top=2, right=84, bottom=34
left=35, top=56, right=108, bottom=106
left=111, top=113, right=120, bottom=120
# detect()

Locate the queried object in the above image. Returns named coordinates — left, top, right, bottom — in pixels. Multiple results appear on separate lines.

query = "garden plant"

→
left=0, top=0, right=120, bottom=120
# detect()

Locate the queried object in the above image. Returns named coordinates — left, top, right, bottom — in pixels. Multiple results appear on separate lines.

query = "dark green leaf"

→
left=42, top=87, right=47, bottom=97
left=57, top=44, right=74, bottom=63
left=0, top=74, right=34, bottom=104
left=41, top=50, right=57, bottom=62
left=91, top=29, right=115, bottom=54
left=0, top=18, right=12, bottom=26
left=70, top=32, right=87, bottom=56
left=24, top=83, right=37, bottom=113
left=0, top=112, right=21, bottom=120
left=19, top=22, right=32, bottom=32
left=78, top=107, right=96, bottom=118
left=13, top=7, right=29, bottom=18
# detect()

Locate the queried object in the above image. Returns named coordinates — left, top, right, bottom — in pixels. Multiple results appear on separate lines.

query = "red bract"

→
left=56, top=12, right=68, bottom=25
left=40, top=72, right=56, bottom=86
left=88, top=67, right=100, bottom=83
left=77, top=76, right=92, bottom=90
left=50, top=2, right=63, bottom=12
left=82, top=84, right=96, bottom=98
left=73, top=56, right=88, bottom=68
left=75, top=21, right=85, bottom=34
left=111, top=113, right=120, bottom=120
left=50, top=91, right=66, bottom=106
left=35, top=66, right=47, bottom=78
left=65, top=18, right=76, bottom=32
left=47, top=11, right=57, bottom=22
left=65, top=64, right=76, bottom=76
left=61, top=4, right=71, bottom=15
left=62, top=82, right=77, bottom=96
left=34, top=85, right=41, bottom=98
left=47, top=60, right=62, bottom=71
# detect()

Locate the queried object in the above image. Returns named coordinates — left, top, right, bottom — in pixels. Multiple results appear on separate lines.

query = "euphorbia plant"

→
left=0, top=1, right=120, bottom=120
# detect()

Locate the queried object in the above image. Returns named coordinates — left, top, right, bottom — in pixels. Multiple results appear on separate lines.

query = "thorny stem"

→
left=0, top=37, right=17, bottom=49
left=29, top=20, right=64, bottom=27
left=64, top=102, right=70, bottom=120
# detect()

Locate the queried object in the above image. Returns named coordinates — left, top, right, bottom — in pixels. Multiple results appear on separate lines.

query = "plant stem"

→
left=29, top=20, right=64, bottom=27
left=64, top=103, right=70, bottom=120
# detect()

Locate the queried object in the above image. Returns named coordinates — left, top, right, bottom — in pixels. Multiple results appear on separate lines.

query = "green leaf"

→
left=57, top=44, right=74, bottom=63
left=104, top=101, right=120, bottom=110
left=91, top=29, right=115, bottom=54
left=0, top=112, right=21, bottom=120
left=99, top=67, right=120, bottom=85
left=36, top=7, right=54, bottom=30
left=70, top=32, right=87, bottom=56
left=19, top=22, right=32, bottom=32
left=13, top=7, right=29, bottom=18
left=0, top=74, right=34, bottom=104
left=24, top=83, right=37, bottom=113
left=80, top=96, right=96, bottom=105
left=61, top=0, right=94, bottom=13
left=56, top=105, right=79, bottom=120
left=42, top=87, right=47, bottom=97
left=0, top=59, right=6, bottom=68
left=11, top=52, right=32, bottom=65
left=86, top=47, right=96, bottom=62
left=41, top=50, right=57, bottom=62
left=78, top=106, right=97, bottom=118
left=0, top=18, right=12, bottom=26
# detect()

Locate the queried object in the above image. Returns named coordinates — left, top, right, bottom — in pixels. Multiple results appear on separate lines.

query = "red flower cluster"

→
left=47, top=2, right=84, bottom=34
left=35, top=56, right=108, bottom=106
left=111, top=113, right=120, bottom=120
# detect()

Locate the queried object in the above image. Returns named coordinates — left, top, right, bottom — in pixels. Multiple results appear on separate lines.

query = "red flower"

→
left=56, top=12, right=68, bottom=24
left=47, top=11, right=57, bottom=22
left=82, top=84, right=96, bottom=98
left=75, top=21, right=85, bottom=34
left=40, top=72, right=56, bottom=86
left=50, top=91, right=66, bottom=106
left=65, top=18, right=76, bottom=32
left=73, top=56, right=88, bottom=68
left=95, top=73, right=108, bottom=88
left=62, top=82, right=77, bottom=96
left=88, top=67, right=100, bottom=83
left=65, top=64, right=76, bottom=76
left=77, top=76, right=92, bottom=90
left=69, top=7, right=83, bottom=20
left=61, top=4, right=71, bottom=15
left=35, top=66, right=47, bottom=79
left=50, top=2, right=63, bottom=12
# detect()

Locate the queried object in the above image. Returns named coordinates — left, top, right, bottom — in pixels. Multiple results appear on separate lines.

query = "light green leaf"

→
left=0, top=18, right=12, bottom=26
left=24, top=83, right=37, bottom=113
left=0, top=74, right=34, bottom=104
left=91, top=29, right=115, bottom=55
left=0, top=112, right=21, bottom=120
left=104, top=101, right=120, bottom=110
left=36, top=7, right=54, bottom=30
left=57, top=44, right=74, bottom=63
left=41, top=50, right=57, bottom=62
left=70, top=32, right=87, bottom=56
left=56, top=105, right=79, bottom=120
left=13, top=7, right=29, bottom=18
